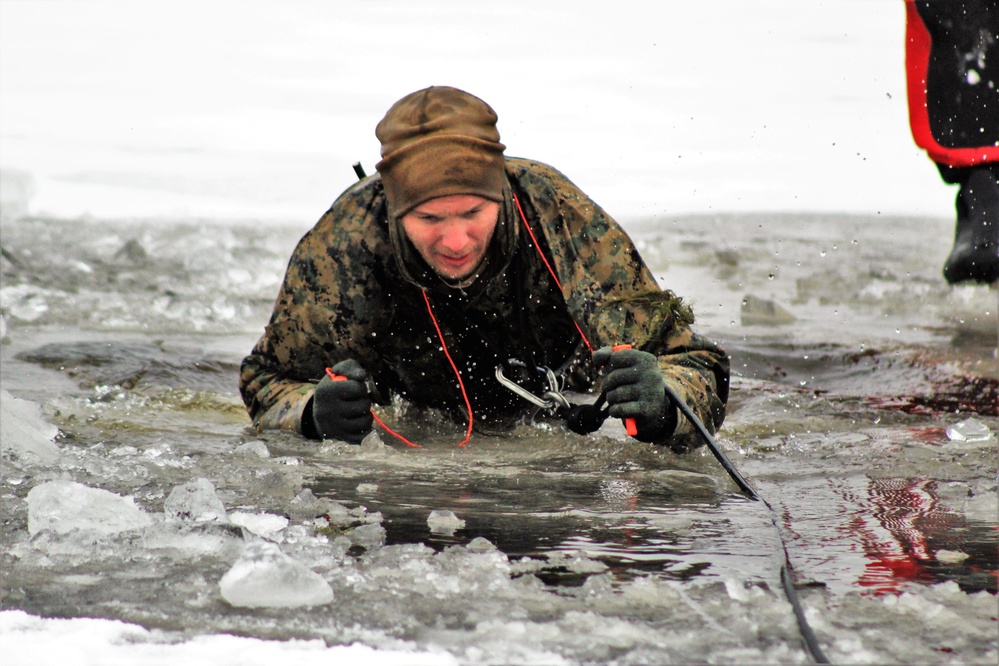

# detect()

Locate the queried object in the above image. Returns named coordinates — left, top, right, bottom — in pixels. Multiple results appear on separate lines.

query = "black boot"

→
left=942, top=166, right=999, bottom=285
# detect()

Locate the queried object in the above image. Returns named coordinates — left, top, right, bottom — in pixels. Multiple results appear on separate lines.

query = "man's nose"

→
left=439, top=222, right=471, bottom=251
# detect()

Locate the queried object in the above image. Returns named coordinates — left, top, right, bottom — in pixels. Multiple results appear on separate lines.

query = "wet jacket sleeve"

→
left=239, top=180, right=392, bottom=434
left=513, top=159, right=730, bottom=447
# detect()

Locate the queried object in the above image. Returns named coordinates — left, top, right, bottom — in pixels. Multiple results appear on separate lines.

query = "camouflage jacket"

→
left=239, top=158, right=729, bottom=448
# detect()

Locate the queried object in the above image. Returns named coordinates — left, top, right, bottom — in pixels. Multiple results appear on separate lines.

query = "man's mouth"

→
left=436, top=253, right=472, bottom=269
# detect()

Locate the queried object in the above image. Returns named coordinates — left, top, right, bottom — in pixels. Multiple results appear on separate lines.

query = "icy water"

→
left=1, top=210, right=996, bottom=665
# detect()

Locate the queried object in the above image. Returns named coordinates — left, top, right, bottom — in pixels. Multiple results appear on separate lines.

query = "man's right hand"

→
left=310, top=359, right=373, bottom=444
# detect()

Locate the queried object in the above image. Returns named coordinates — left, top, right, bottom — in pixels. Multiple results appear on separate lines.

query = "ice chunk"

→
left=740, top=294, right=796, bottom=326
left=229, top=512, right=289, bottom=539
left=141, top=522, right=243, bottom=559
left=234, top=440, right=270, bottom=458
left=945, top=418, right=993, bottom=443
left=427, top=509, right=465, bottom=534
left=219, top=541, right=333, bottom=608
left=0, top=389, right=60, bottom=466
left=1, top=283, right=53, bottom=321
left=357, top=483, right=378, bottom=494
left=112, top=239, right=148, bottom=265
left=466, top=536, right=497, bottom=553
left=346, top=522, right=386, bottom=549
left=164, top=478, right=229, bottom=523
left=27, top=481, right=154, bottom=535
left=935, top=549, right=969, bottom=564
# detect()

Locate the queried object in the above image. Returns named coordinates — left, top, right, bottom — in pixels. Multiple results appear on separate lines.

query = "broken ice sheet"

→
left=427, top=509, right=466, bottom=535
left=27, top=481, right=154, bottom=536
left=219, top=541, right=333, bottom=608
left=229, top=512, right=289, bottom=539
left=945, top=418, right=993, bottom=443
left=164, top=478, right=229, bottom=524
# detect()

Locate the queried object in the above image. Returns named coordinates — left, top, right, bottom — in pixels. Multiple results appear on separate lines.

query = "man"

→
left=240, top=86, right=729, bottom=451
left=905, top=0, right=999, bottom=285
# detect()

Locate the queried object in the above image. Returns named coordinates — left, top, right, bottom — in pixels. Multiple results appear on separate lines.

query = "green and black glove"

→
left=309, top=359, right=373, bottom=444
left=593, top=346, right=676, bottom=442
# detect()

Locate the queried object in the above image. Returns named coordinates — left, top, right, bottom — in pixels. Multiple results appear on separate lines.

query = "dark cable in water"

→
left=663, top=383, right=831, bottom=664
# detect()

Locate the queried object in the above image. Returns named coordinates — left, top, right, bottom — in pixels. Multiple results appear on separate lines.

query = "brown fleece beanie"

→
left=375, top=86, right=507, bottom=218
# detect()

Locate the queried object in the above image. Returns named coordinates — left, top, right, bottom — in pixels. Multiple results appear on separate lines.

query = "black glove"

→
left=592, top=346, right=675, bottom=442
left=309, top=359, right=373, bottom=444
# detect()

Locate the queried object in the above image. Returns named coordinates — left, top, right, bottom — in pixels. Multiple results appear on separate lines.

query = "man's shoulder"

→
left=327, top=174, right=387, bottom=219
left=505, top=157, right=571, bottom=185
left=290, top=175, right=388, bottom=260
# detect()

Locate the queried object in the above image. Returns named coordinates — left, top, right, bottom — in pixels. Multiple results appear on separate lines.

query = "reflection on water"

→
left=825, top=477, right=995, bottom=596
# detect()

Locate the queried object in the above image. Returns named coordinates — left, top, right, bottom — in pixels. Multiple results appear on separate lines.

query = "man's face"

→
left=400, top=194, right=500, bottom=281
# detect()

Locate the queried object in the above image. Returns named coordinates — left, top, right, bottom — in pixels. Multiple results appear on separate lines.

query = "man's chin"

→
left=436, top=268, right=474, bottom=282
left=432, top=257, right=483, bottom=282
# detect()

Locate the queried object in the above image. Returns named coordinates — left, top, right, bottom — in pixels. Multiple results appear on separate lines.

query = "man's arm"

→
left=510, top=159, right=729, bottom=448
left=239, top=180, right=393, bottom=434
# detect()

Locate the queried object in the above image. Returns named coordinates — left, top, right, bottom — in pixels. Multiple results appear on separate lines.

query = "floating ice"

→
left=235, top=440, right=270, bottom=458
left=466, top=536, right=497, bottom=553
left=357, top=483, right=378, bottom=494
left=427, top=509, right=466, bottom=533
left=935, top=549, right=970, bottom=564
left=219, top=541, right=333, bottom=608
left=740, top=294, right=797, bottom=326
left=164, top=478, right=229, bottom=523
left=346, top=522, right=387, bottom=549
left=945, top=418, right=993, bottom=443
left=0, top=389, right=60, bottom=466
left=26, top=481, right=154, bottom=536
left=0, top=284, right=56, bottom=322
left=229, top=512, right=289, bottom=539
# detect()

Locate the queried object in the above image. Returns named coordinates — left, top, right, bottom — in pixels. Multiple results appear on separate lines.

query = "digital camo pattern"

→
left=240, top=158, right=729, bottom=449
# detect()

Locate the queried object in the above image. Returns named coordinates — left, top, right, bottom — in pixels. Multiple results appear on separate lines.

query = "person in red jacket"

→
left=905, top=0, right=998, bottom=284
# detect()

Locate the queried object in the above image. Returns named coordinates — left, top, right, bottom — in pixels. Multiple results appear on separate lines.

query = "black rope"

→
left=661, top=383, right=831, bottom=664
left=663, top=383, right=759, bottom=500
left=559, top=384, right=829, bottom=662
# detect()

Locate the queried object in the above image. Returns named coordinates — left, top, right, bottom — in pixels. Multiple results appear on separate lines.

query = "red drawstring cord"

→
left=325, top=367, right=422, bottom=448
left=514, top=193, right=638, bottom=436
left=512, top=193, right=593, bottom=354
left=421, top=289, right=474, bottom=446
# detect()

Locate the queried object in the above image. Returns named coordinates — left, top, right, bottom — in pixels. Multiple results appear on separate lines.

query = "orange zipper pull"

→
left=611, top=345, right=639, bottom=437
left=325, top=368, right=347, bottom=382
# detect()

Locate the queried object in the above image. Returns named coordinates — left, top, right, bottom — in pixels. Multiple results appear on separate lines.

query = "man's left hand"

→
left=593, top=346, right=674, bottom=441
